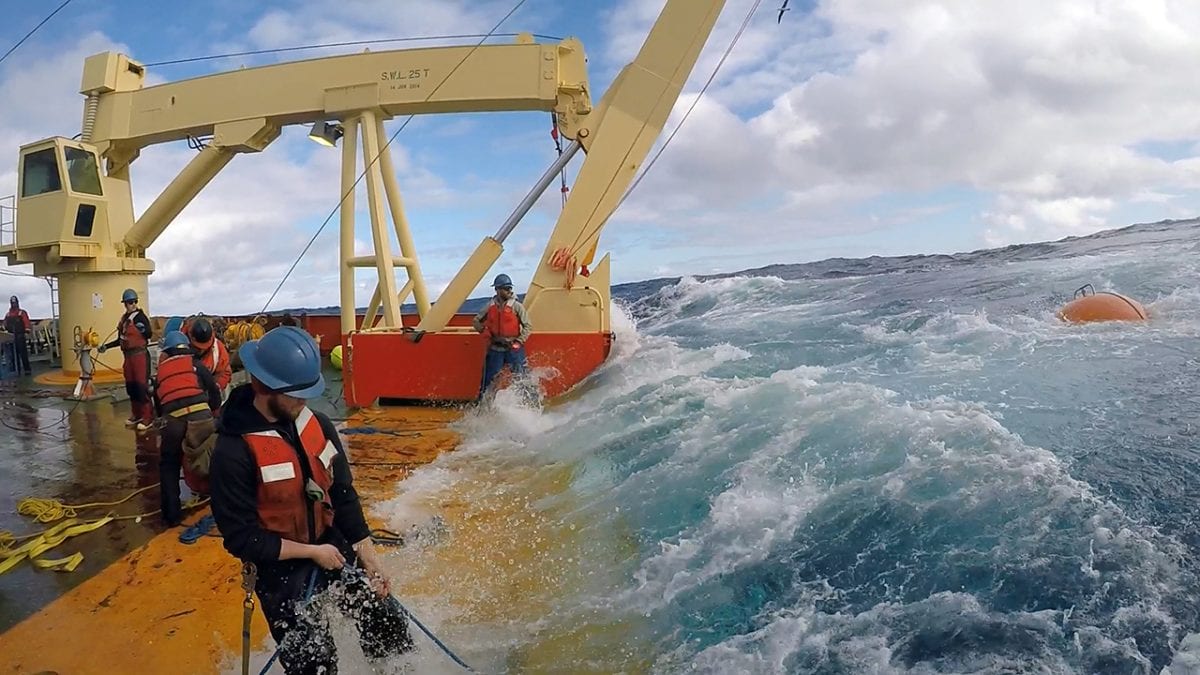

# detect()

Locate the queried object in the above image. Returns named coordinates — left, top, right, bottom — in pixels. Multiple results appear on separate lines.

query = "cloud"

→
left=245, top=0, right=530, bottom=52
left=0, top=31, right=127, bottom=318
left=0, top=25, right=466, bottom=319
left=12, top=0, right=1200, bottom=321
left=982, top=195, right=1115, bottom=247
left=607, top=0, right=1200, bottom=255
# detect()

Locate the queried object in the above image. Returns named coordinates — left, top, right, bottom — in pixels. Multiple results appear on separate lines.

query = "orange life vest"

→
left=156, top=353, right=208, bottom=414
left=197, top=340, right=231, bottom=390
left=244, top=407, right=336, bottom=544
left=485, top=301, right=521, bottom=339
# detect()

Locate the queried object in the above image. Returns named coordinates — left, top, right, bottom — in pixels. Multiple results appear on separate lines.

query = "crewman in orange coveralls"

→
left=98, top=288, right=154, bottom=431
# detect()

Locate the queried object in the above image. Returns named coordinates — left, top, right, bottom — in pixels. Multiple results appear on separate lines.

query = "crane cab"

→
left=11, top=138, right=110, bottom=262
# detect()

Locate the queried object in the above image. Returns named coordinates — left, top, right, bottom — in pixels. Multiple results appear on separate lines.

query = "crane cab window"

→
left=65, top=147, right=103, bottom=196
left=20, top=148, right=62, bottom=197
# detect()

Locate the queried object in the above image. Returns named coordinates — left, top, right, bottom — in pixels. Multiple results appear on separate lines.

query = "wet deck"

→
left=0, top=363, right=463, bottom=673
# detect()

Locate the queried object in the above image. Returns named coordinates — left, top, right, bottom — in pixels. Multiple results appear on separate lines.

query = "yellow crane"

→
left=1, top=0, right=729, bottom=405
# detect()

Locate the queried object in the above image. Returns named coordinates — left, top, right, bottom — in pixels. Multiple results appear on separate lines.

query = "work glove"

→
left=97, top=344, right=107, bottom=354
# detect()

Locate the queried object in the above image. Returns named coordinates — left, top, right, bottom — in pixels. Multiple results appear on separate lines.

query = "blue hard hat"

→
left=492, top=274, right=513, bottom=288
left=164, top=316, right=184, bottom=334
left=238, top=326, right=325, bottom=398
left=122, top=288, right=138, bottom=303
left=162, top=330, right=190, bottom=351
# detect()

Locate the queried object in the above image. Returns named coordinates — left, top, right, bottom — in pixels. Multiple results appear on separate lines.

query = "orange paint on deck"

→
left=342, top=407, right=464, bottom=504
left=0, top=510, right=269, bottom=674
left=33, top=367, right=125, bottom=387
left=0, top=405, right=465, bottom=674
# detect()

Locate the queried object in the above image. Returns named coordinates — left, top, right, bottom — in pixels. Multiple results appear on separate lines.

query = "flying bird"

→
left=777, top=0, right=790, bottom=23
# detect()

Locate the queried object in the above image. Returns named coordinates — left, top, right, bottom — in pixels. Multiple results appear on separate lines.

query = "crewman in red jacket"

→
left=4, top=295, right=32, bottom=376
left=98, top=288, right=153, bottom=431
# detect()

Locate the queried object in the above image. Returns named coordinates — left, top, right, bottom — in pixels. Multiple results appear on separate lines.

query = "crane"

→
left=1, top=0, right=729, bottom=405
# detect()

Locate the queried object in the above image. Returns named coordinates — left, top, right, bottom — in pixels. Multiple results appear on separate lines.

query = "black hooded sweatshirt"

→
left=209, top=384, right=370, bottom=565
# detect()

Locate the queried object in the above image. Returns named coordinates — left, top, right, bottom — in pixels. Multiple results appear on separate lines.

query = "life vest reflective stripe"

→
left=157, top=353, right=208, bottom=413
left=485, top=301, right=521, bottom=338
left=119, top=311, right=148, bottom=350
left=244, top=406, right=336, bottom=544
left=199, top=340, right=231, bottom=390
left=200, top=340, right=220, bottom=371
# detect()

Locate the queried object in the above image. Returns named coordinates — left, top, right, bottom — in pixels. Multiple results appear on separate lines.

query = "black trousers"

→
left=159, top=417, right=184, bottom=526
left=13, top=335, right=30, bottom=374
left=159, top=411, right=210, bottom=525
left=255, top=533, right=414, bottom=674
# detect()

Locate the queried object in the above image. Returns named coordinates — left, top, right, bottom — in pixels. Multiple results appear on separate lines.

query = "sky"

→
left=2, top=0, right=1200, bottom=318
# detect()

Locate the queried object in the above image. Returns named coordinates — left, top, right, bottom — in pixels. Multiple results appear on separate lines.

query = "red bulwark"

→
left=300, top=313, right=475, bottom=355
left=344, top=316, right=612, bottom=406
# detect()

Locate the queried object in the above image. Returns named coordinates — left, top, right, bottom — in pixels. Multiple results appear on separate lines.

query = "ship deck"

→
left=0, top=361, right=463, bottom=673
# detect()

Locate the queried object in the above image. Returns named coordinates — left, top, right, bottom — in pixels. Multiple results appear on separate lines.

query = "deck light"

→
left=307, top=121, right=344, bottom=147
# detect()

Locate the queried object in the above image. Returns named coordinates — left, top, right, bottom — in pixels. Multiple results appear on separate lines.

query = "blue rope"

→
left=178, top=514, right=216, bottom=544
left=258, top=568, right=319, bottom=675
left=340, top=426, right=413, bottom=437
left=384, top=593, right=477, bottom=672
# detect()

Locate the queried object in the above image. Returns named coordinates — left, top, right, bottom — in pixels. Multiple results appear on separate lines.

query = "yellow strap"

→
left=169, top=402, right=211, bottom=418
left=31, top=553, right=84, bottom=572
left=0, top=517, right=113, bottom=576
left=1, top=485, right=209, bottom=577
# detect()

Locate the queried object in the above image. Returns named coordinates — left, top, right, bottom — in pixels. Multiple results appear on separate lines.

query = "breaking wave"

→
left=359, top=218, right=1200, bottom=673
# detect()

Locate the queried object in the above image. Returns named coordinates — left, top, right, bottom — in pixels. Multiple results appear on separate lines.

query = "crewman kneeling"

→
left=153, top=330, right=222, bottom=526
left=209, top=327, right=414, bottom=674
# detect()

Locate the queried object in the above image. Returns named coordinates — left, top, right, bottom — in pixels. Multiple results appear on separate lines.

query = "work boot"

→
left=160, top=499, right=183, bottom=527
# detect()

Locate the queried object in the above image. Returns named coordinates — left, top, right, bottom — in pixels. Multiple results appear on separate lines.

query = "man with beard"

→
left=208, top=326, right=413, bottom=673
left=472, top=273, right=532, bottom=399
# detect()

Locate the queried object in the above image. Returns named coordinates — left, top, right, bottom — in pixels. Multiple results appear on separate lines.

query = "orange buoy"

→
left=1057, top=286, right=1148, bottom=323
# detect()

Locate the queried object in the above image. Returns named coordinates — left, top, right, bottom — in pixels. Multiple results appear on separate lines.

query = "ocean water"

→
left=358, top=218, right=1200, bottom=674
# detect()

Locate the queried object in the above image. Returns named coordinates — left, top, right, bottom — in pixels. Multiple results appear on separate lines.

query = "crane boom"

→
left=84, top=41, right=589, bottom=151
left=416, top=0, right=729, bottom=332
left=1, top=0, right=732, bottom=405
